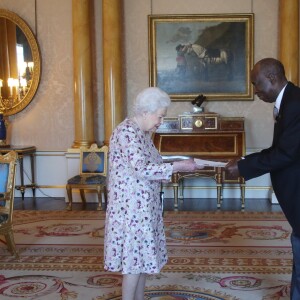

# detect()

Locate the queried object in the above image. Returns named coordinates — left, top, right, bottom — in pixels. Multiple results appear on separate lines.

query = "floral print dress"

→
left=104, top=118, right=173, bottom=274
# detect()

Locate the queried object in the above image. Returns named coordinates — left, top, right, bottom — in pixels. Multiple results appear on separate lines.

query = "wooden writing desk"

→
left=0, top=145, right=36, bottom=199
left=153, top=113, right=245, bottom=210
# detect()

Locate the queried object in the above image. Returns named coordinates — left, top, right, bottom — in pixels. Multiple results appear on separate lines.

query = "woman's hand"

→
left=172, top=158, right=204, bottom=173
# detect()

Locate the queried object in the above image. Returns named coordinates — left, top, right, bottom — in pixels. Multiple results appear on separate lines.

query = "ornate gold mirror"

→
left=0, top=9, right=41, bottom=116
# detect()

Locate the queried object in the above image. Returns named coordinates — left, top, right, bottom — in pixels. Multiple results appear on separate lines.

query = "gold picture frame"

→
left=148, top=14, right=254, bottom=101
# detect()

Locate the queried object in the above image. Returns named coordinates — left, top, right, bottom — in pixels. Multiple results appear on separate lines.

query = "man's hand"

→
left=225, top=158, right=240, bottom=177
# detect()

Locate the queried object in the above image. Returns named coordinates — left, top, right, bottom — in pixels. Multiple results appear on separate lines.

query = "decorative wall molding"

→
left=15, top=150, right=274, bottom=203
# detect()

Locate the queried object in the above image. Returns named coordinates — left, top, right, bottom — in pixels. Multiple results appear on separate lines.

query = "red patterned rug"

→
left=0, top=210, right=292, bottom=299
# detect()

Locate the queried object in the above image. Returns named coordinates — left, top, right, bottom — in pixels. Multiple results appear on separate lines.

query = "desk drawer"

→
left=154, top=132, right=245, bottom=158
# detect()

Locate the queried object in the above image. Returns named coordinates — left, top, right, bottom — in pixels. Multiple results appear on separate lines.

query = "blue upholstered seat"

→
left=67, top=174, right=106, bottom=185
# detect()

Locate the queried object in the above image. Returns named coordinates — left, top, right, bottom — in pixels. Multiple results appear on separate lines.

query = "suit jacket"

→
left=238, top=82, right=300, bottom=236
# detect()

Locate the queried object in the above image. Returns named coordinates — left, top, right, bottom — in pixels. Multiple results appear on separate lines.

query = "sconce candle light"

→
left=0, top=69, right=31, bottom=101
left=0, top=76, right=25, bottom=113
left=0, top=72, right=31, bottom=148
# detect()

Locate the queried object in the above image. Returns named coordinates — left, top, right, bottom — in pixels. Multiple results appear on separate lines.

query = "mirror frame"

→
left=0, top=9, right=41, bottom=116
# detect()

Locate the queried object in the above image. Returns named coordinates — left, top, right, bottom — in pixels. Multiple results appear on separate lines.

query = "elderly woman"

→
left=104, top=87, right=202, bottom=300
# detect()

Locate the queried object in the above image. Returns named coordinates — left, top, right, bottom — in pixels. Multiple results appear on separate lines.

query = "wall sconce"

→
left=0, top=60, right=31, bottom=107
left=0, top=77, right=23, bottom=110
left=0, top=61, right=33, bottom=148
left=0, top=76, right=26, bottom=148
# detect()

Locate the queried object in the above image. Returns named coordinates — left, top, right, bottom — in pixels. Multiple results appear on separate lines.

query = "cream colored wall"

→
left=1, top=0, right=75, bottom=150
left=125, top=0, right=279, bottom=150
left=1, top=0, right=279, bottom=151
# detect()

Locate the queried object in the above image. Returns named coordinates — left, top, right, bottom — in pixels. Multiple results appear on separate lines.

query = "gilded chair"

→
left=0, top=150, right=18, bottom=258
left=66, top=144, right=108, bottom=211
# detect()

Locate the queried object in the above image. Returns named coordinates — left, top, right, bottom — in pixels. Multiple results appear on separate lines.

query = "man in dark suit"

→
left=226, top=58, right=300, bottom=299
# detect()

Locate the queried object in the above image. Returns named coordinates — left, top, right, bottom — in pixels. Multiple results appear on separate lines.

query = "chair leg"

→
left=96, top=188, right=102, bottom=211
left=66, top=185, right=73, bottom=211
left=80, top=189, right=87, bottom=206
left=5, top=231, right=19, bottom=258
left=103, top=186, right=108, bottom=208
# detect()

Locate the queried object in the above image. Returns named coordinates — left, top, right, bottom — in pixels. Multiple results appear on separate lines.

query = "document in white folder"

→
left=194, top=158, right=227, bottom=167
left=161, top=156, right=228, bottom=167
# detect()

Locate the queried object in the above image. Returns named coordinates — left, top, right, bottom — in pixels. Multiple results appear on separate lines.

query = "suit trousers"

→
left=291, top=232, right=300, bottom=299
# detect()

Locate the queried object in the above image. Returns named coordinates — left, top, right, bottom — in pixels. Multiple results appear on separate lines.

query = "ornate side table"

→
left=153, top=114, right=245, bottom=210
left=0, top=145, right=36, bottom=199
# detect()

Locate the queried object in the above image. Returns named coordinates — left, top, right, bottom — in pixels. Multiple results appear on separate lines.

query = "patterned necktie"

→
left=273, top=106, right=279, bottom=120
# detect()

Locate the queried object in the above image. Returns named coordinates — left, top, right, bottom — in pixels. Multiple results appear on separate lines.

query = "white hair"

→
left=133, top=87, right=171, bottom=116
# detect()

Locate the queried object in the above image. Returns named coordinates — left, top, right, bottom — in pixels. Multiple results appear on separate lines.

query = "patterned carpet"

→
left=0, top=210, right=292, bottom=299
